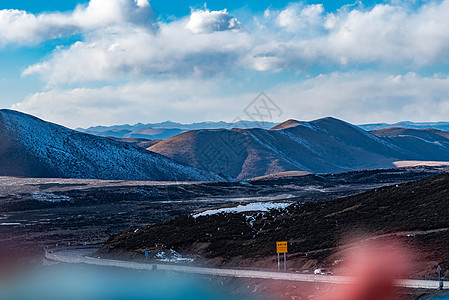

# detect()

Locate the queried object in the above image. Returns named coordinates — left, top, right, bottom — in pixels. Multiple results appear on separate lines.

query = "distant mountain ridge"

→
left=359, top=121, right=449, bottom=131
left=78, top=120, right=278, bottom=140
left=370, top=127, right=449, bottom=162
left=79, top=120, right=449, bottom=141
left=0, top=110, right=222, bottom=181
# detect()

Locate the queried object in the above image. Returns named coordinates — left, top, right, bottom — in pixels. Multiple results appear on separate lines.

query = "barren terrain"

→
left=1, top=167, right=443, bottom=266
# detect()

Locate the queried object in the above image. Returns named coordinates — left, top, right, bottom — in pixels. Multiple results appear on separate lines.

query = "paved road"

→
left=45, top=248, right=445, bottom=290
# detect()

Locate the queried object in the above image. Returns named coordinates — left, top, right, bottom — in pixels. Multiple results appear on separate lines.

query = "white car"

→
left=314, top=268, right=333, bottom=275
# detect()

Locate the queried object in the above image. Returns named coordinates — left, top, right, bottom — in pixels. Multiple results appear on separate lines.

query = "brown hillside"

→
left=270, top=119, right=301, bottom=130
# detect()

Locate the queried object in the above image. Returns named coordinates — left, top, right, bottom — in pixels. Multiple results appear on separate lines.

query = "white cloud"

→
left=324, top=1, right=449, bottom=65
left=71, top=0, right=153, bottom=28
left=17, top=0, right=449, bottom=85
left=12, top=72, right=449, bottom=128
left=22, top=21, right=251, bottom=84
left=251, top=0, right=449, bottom=71
left=186, top=8, right=242, bottom=34
left=276, top=3, right=325, bottom=31
left=0, top=9, right=71, bottom=45
left=11, top=79, right=248, bottom=128
left=0, top=0, right=153, bottom=46
left=268, top=72, right=449, bottom=124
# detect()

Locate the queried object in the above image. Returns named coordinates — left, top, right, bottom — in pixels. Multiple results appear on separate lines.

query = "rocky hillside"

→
left=0, top=110, right=222, bottom=181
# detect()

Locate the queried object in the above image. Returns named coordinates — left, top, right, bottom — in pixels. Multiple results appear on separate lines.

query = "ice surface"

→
left=192, top=201, right=293, bottom=218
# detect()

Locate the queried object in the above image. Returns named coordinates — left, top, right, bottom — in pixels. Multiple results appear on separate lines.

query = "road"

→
left=45, top=248, right=445, bottom=290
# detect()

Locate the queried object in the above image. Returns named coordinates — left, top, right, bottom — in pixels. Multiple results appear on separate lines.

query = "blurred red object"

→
left=322, top=238, right=414, bottom=300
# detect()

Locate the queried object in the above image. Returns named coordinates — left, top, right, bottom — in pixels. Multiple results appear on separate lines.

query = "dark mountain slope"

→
left=100, top=173, right=449, bottom=274
left=123, top=127, right=183, bottom=140
left=371, top=127, right=449, bottom=161
left=360, top=121, right=449, bottom=131
left=0, top=110, right=221, bottom=181
left=372, top=127, right=449, bottom=140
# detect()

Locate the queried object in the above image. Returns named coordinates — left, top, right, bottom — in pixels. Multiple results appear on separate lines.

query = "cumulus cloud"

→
left=17, top=0, right=449, bottom=84
left=251, top=0, right=449, bottom=70
left=23, top=22, right=251, bottom=84
left=322, top=2, right=449, bottom=65
left=186, top=8, right=242, bottom=34
left=268, top=72, right=449, bottom=124
left=0, top=0, right=153, bottom=46
left=275, top=3, right=325, bottom=31
left=71, top=0, right=153, bottom=28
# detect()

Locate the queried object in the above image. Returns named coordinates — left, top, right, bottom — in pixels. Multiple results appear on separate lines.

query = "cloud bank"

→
left=12, top=0, right=449, bottom=84
left=12, top=72, right=449, bottom=128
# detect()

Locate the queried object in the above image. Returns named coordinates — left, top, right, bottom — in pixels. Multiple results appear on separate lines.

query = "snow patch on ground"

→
left=155, top=249, right=194, bottom=263
left=32, top=193, right=71, bottom=202
left=193, top=201, right=293, bottom=218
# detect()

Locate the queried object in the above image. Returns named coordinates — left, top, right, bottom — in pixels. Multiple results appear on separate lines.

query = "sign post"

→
left=276, top=241, right=288, bottom=272
left=278, top=253, right=280, bottom=271
left=284, top=252, right=286, bottom=271
left=438, top=265, right=443, bottom=290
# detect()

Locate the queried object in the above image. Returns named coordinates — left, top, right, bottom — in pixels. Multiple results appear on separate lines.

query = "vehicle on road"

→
left=314, top=268, right=333, bottom=275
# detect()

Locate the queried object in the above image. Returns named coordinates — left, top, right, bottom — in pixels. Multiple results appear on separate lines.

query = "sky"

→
left=1, top=0, right=449, bottom=128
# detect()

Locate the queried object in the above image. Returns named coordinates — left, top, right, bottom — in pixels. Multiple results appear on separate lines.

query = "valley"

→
left=100, top=171, right=449, bottom=280
left=0, top=167, right=444, bottom=267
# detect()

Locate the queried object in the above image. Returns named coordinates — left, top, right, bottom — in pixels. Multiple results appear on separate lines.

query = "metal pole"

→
left=277, top=253, right=280, bottom=271
left=439, top=266, right=443, bottom=290
left=284, top=252, right=286, bottom=272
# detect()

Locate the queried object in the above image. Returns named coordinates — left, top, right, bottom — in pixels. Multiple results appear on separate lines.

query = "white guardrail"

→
left=44, top=249, right=445, bottom=290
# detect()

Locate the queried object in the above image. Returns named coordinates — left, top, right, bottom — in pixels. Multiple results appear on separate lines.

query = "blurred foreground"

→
left=0, top=265, right=251, bottom=300
left=2, top=238, right=449, bottom=300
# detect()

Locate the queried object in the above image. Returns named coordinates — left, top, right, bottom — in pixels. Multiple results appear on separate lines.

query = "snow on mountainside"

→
left=0, top=110, right=222, bottom=181
left=370, top=127, right=449, bottom=162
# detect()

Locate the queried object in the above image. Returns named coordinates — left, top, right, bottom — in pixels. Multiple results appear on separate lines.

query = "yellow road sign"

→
left=276, top=241, right=288, bottom=253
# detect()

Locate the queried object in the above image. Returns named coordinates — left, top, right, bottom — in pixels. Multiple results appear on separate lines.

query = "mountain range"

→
left=148, top=118, right=449, bottom=179
left=78, top=120, right=277, bottom=140
left=359, top=121, right=449, bottom=131
left=2, top=110, right=449, bottom=181
left=0, top=110, right=221, bottom=181
left=79, top=120, right=449, bottom=141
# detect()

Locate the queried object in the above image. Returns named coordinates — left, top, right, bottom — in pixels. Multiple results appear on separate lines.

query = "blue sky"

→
left=1, top=0, right=381, bottom=15
left=1, top=0, right=449, bottom=128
